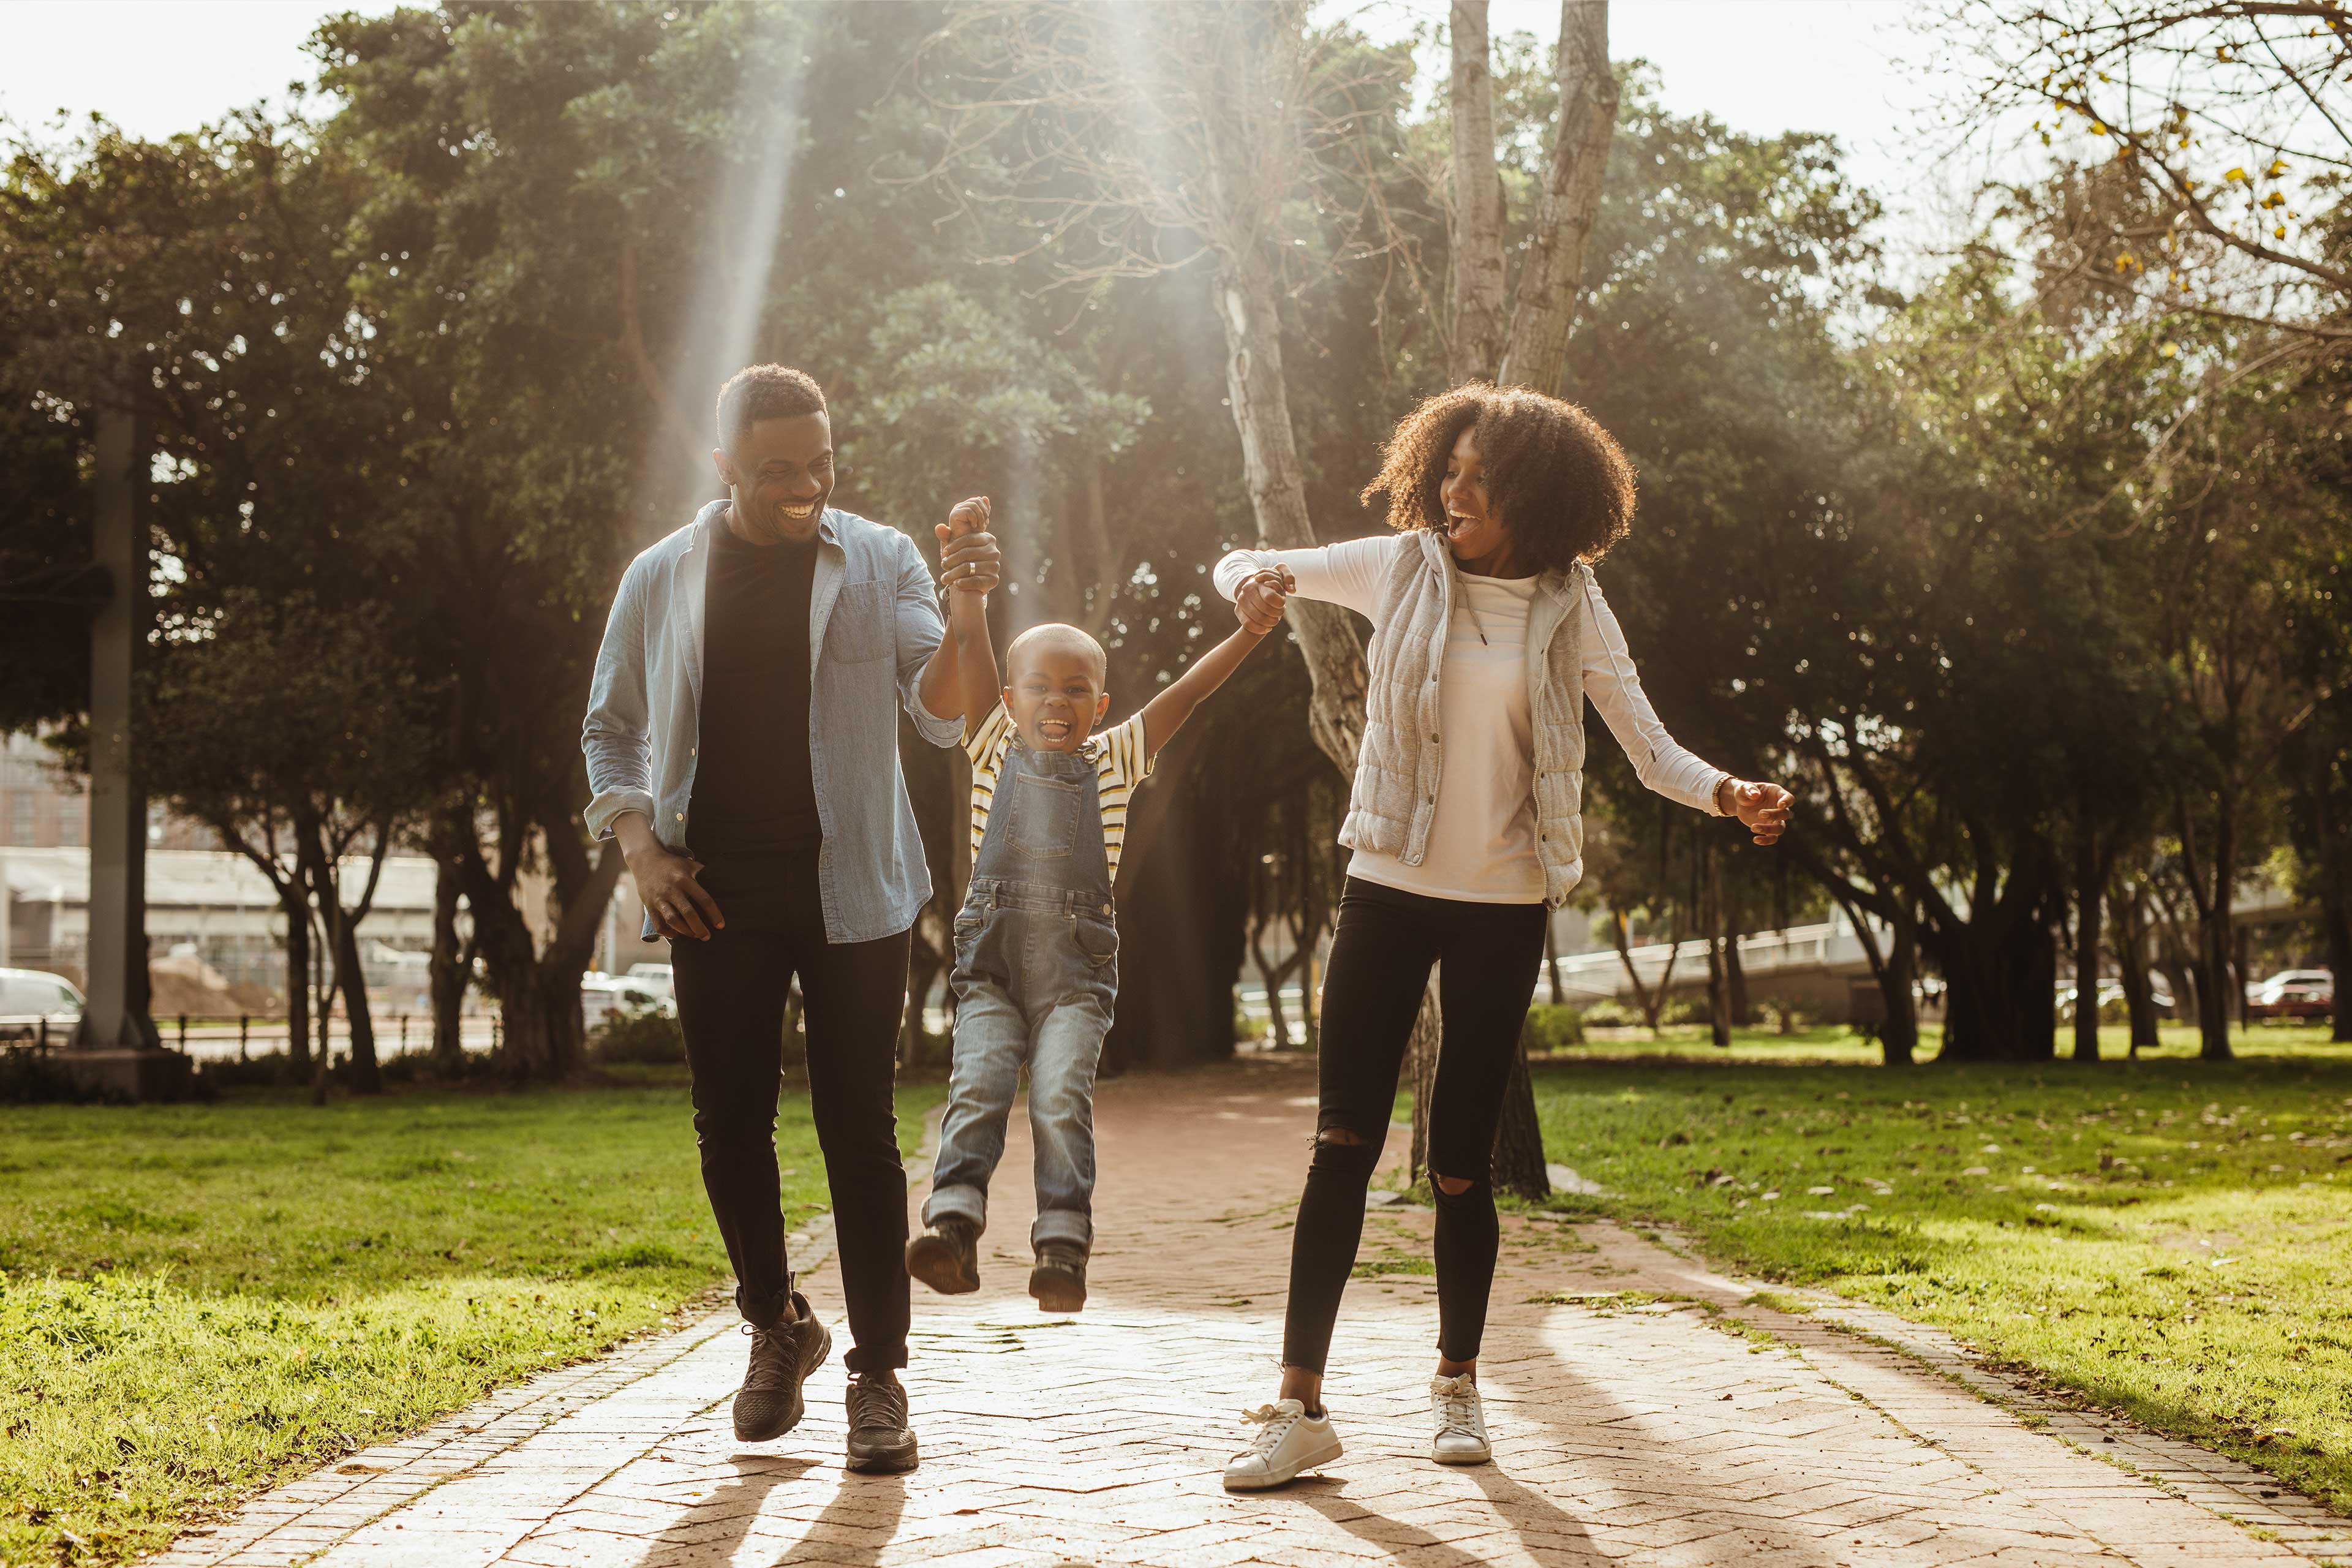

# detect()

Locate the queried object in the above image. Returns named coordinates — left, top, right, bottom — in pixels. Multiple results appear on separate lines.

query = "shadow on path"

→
left=763, top=1468, right=908, bottom=1567
left=625, top=1452, right=817, bottom=1567
left=1297, top=1464, right=1608, bottom=1568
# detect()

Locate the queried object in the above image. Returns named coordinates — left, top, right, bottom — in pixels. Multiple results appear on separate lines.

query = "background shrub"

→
left=589, top=1008, right=687, bottom=1066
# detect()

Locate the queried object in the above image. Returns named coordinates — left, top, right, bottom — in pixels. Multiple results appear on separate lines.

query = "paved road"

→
left=152, top=1060, right=2348, bottom=1567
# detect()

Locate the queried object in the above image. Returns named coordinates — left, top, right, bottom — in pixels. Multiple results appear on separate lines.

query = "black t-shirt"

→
left=687, top=513, right=823, bottom=858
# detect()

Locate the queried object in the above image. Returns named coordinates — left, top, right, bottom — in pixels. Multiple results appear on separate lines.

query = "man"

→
left=582, top=364, right=999, bottom=1472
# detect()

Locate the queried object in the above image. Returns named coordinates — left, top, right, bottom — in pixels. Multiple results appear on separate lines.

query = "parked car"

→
left=2246, top=970, right=2334, bottom=1022
left=2055, top=974, right=2175, bottom=1023
left=581, top=974, right=677, bottom=1028
left=624, top=962, right=675, bottom=1001
left=0, top=968, right=86, bottom=1042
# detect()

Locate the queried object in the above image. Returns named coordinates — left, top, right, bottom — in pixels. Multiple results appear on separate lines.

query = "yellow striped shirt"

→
left=965, top=702, right=1153, bottom=880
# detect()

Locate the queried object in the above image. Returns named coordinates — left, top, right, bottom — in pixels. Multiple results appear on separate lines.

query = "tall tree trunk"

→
left=282, top=888, right=312, bottom=1072
left=1879, top=914, right=1920, bottom=1067
left=2196, top=804, right=2237, bottom=1061
left=334, top=916, right=381, bottom=1094
left=1489, top=1028, right=1551, bottom=1200
left=1446, top=0, right=1509, bottom=384
left=1493, top=0, right=1619, bottom=394
left=2326, top=886, right=2352, bottom=1046
left=1299, top=930, right=1322, bottom=1053
left=1106, top=723, right=1245, bottom=1071
left=428, top=851, right=469, bottom=1071
left=1722, top=878, right=1750, bottom=1025
left=2307, top=745, right=2352, bottom=1042
left=457, top=817, right=623, bottom=1082
left=2113, top=881, right=2160, bottom=1056
left=2073, top=821, right=2101, bottom=1063
left=1607, top=908, right=1660, bottom=1031
left=1703, top=846, right=1732, bottom=1048
left=1936, top=907, right=2058, bottom=1063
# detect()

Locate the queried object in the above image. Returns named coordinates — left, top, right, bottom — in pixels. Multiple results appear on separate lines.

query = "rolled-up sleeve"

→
left=582, top=557, right=657, bottom=840
left=894, top=533, right=962, bottom=748
left=1581, top=572, right=1731, bottom=816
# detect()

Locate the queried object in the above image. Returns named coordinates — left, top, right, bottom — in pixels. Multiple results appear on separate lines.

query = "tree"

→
left=1940, top=0, right=2352, bottom=350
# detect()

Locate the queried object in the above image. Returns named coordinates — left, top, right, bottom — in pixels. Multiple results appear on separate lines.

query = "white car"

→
left=581, top=974, right=677, bottom=1027
left=2056, top=975, right=2176, bottom=1022
left=0, top=968, right=86, bottom=1042
left=624, top=962, right=676, bottom=1000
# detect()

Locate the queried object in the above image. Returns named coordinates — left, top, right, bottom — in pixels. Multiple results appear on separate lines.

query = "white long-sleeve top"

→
left=1214, top=535, right=1729, bottom=903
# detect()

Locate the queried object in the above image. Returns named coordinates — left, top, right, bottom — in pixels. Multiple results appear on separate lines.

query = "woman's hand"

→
left=1718, top=779, right=1793, bottom=846
left=1235, top=565, right=1294, bottom=634
left=936, top=496, right=999, bottom=595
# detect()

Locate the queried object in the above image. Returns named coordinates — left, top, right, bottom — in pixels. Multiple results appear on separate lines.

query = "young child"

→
left=908, top=497, right=1291, bottom=1312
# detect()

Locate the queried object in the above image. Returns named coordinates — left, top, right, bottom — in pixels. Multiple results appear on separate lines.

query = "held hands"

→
left=1235, top=565, right=1294, bottom=635
left=936, top=496, right=1001, bottom=595
left=1718, top=779, right=1795, bottom=846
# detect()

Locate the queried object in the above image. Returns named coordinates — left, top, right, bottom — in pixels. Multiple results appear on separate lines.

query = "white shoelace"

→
left=1433, top=1378, right=1485, bottom=1442
left=1238, top=1403, right=1302, bottom=1457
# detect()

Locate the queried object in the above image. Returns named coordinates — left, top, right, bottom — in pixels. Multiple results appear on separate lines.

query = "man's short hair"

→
left=716, top=364, right=827, bottom=450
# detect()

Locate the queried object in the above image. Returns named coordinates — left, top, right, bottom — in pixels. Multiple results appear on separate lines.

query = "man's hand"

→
left=616, top=815, right=723, bottom=940
left=935, top=496, right=1000, bottom=595
left=1235, top=565, right=1294, bottom=635
left=1721, top=780, right=1794, bottom=846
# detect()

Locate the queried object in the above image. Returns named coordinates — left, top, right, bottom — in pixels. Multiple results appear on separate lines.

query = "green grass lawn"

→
left=0, top=1069, right=944, bottom=1565
left=1502, top=1021, right=2352, bottom=1514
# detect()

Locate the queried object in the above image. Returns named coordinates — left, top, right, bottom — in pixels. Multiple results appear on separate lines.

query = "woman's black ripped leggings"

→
left=1282, top=877, right=1548, bottom=1374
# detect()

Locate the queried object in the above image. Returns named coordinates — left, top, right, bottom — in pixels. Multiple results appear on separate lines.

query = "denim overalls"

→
left=922, top=736, right=1120, bottom=1253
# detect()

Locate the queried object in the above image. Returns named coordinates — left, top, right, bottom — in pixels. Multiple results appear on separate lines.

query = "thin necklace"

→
left=1453, top=575, right=1491, bottom=646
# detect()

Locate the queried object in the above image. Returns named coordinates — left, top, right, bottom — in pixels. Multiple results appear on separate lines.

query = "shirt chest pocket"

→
left=824, top=579, right=894, bottom=665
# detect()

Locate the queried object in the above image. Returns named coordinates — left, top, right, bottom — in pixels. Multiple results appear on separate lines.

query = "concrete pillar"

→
left=70, top=410, right=181, bottom=1096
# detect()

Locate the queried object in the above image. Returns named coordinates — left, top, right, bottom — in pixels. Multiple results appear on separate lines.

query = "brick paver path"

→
left=154, top=1059, right=2349, bottom=1567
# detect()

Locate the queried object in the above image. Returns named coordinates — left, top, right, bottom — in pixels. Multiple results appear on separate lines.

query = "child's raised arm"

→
left=1139, top=567, right=1291, bottom=762
left=937, top=498, right=1000, bottom=743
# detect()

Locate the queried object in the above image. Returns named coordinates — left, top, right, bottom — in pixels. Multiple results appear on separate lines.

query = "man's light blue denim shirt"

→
left=582, top=500, right=962, bottom=945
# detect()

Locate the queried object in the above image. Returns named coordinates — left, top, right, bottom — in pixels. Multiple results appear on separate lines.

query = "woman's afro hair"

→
left=1359, top=382, right=1638, bottom=573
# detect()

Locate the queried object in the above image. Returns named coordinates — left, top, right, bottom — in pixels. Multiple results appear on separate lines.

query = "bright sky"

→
left=0, top=0, right=1999, bottom=249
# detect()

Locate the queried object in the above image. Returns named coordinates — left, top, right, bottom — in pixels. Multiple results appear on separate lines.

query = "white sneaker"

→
left=1430, top=1373, right=1490, bottom=1464
left=1222, top=1398, right=1343, bottom=1490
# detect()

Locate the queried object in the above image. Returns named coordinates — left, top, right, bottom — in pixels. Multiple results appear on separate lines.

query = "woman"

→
left=1213, top=383, right=1792, bottom=1490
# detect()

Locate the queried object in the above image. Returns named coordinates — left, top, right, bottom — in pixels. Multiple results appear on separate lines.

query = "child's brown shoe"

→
left=905, top=1217, right=981, bottom=1295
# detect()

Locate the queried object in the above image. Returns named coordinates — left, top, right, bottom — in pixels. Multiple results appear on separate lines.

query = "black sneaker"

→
left=844, top=1370, right=919, bottom=1473
left=732, top=1291, right=832, bottom=1443
left=905, top=1217, right=981, bottom=1295
left=1028, top=1238, right=1088, bottom=1313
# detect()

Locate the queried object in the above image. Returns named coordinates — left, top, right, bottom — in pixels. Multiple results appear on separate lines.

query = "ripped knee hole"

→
left=1432, top=1173, right=1477, bottom=1196
left=1316, top=1127, right=1368, bottom=1147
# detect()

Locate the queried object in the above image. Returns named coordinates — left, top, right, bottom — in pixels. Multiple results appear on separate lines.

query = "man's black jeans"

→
left=1281, top=877, right=1547, bottom=1375
left=669, top=848, right=911, bottom=1373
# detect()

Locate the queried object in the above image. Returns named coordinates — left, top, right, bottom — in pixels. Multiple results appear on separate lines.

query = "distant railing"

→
left=6, top=1012, right=503, bottom=1061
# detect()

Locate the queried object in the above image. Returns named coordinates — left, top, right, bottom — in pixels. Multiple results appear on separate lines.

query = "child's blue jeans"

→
left=922, top=884, right=1118, bottom=1253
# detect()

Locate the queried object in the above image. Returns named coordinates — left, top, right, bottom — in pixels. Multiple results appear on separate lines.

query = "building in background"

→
left=0, top=734, right=442, bottom=1010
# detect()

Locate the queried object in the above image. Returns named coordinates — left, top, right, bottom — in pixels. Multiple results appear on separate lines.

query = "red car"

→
left=2246, top=970, right=2335, bottom=1022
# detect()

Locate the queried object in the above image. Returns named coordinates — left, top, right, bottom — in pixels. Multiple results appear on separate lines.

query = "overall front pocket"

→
left=1008, top=773, right=1083, bottom=859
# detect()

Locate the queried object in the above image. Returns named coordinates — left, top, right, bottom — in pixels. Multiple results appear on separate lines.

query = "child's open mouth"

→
left=1036, top=718, right=1072, bottom=743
